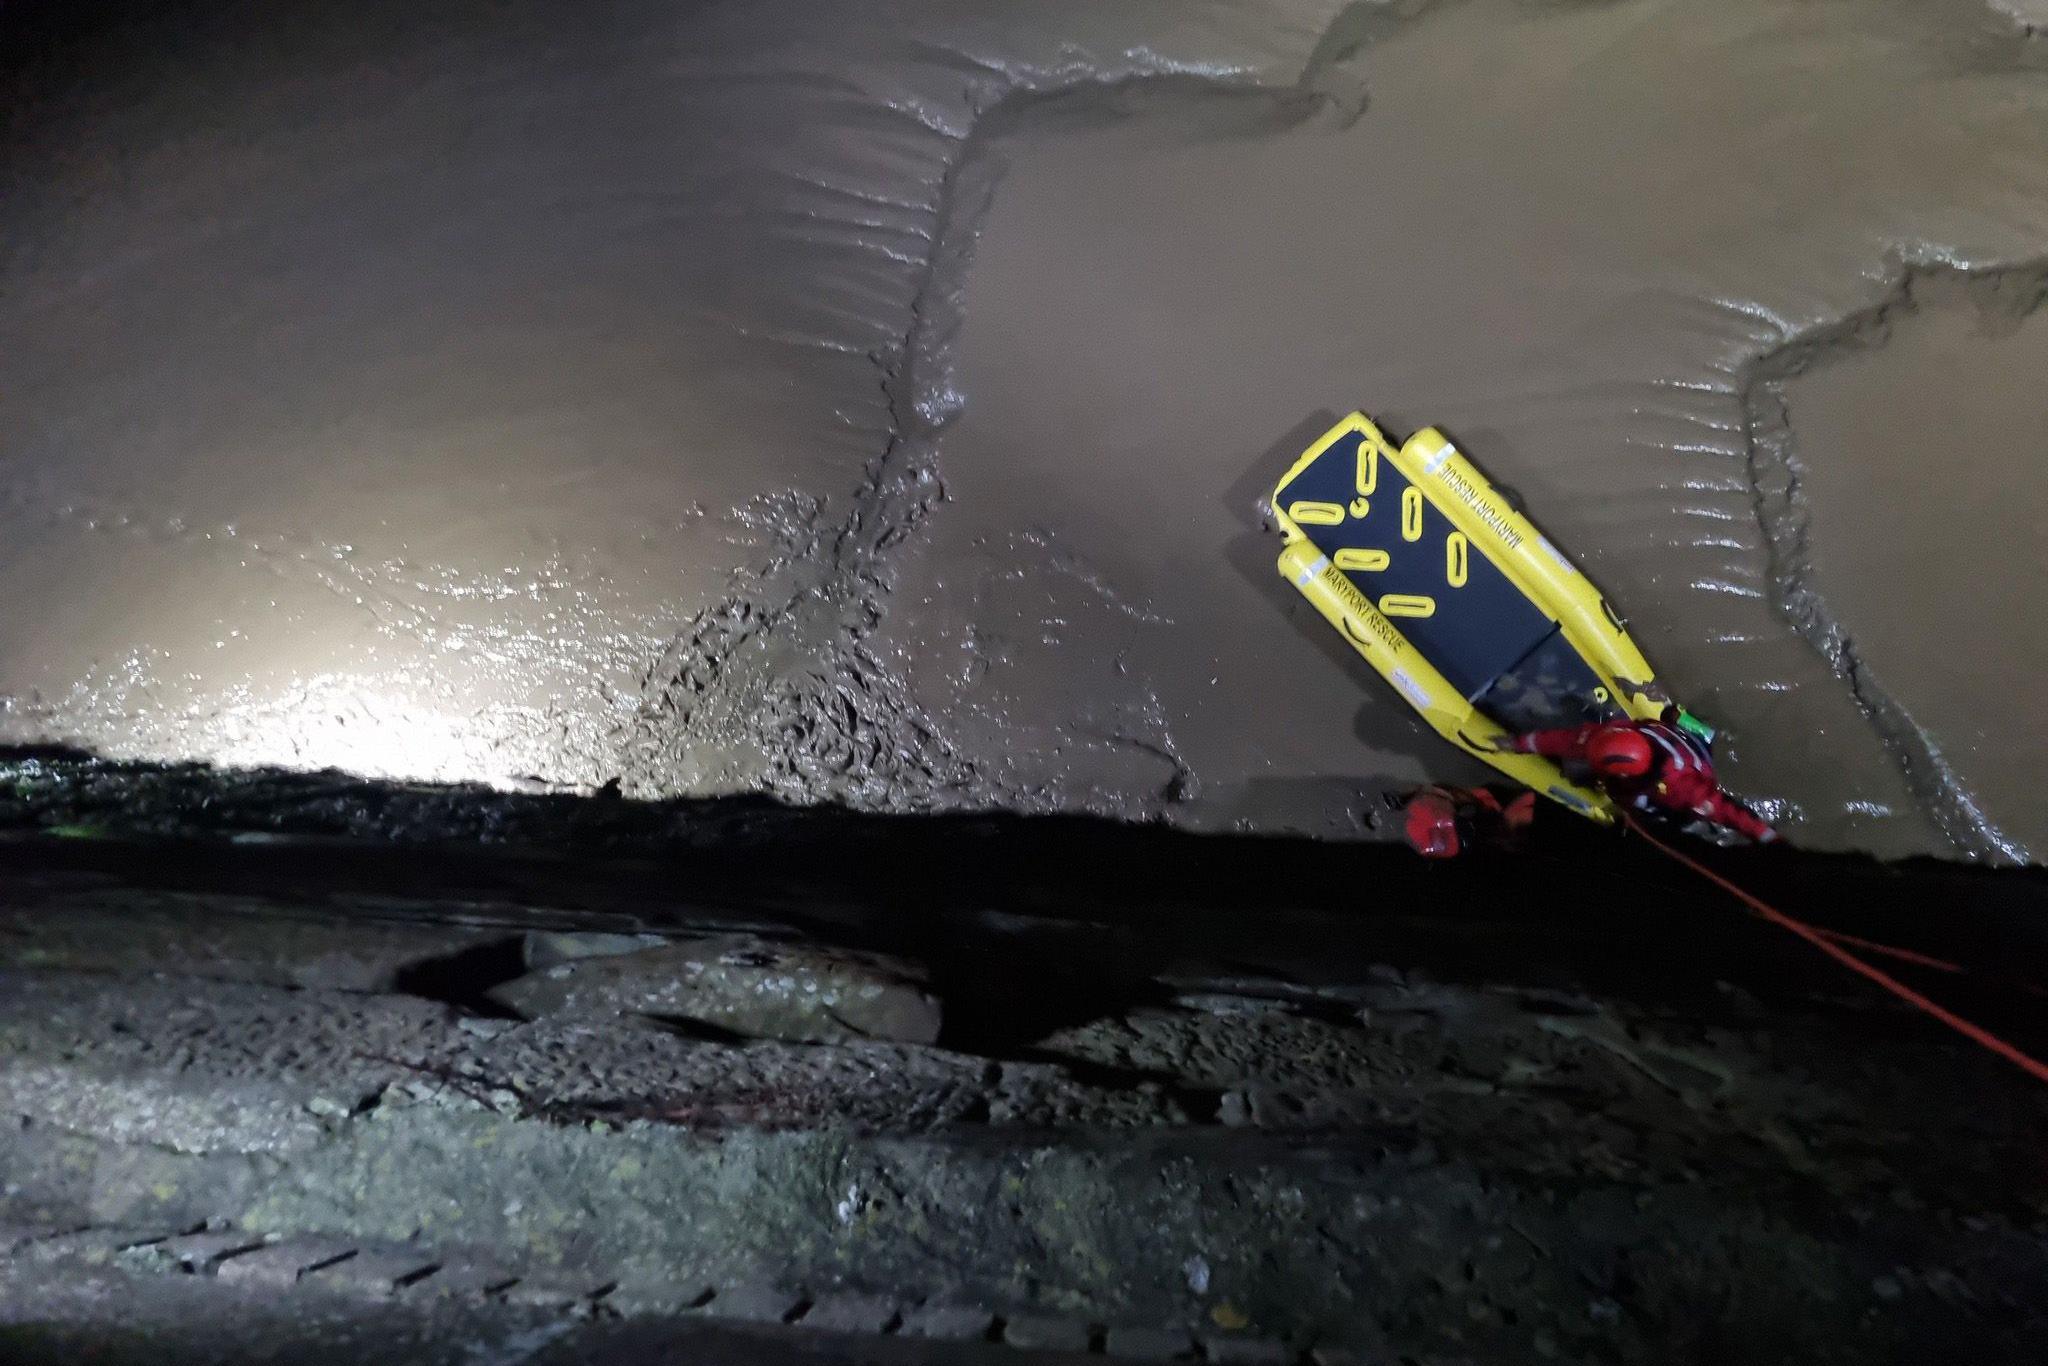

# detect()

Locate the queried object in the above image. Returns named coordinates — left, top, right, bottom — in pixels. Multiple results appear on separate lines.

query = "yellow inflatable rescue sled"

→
left=1271, top=412, right=1667, bottom=822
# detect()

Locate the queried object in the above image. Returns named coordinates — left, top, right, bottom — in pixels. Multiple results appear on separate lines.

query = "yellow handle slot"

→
left=1401, top=486, right=1423, bottom=542
left=1333, top=548, right=1390, bottom=572
left=1445, top=532, right=1468, bottom=587
left=1379, top=593, right=1436, bottom=618
left=1288, top=500, right=1346, bottom=527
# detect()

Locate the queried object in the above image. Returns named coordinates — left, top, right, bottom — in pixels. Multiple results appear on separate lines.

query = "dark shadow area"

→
left=389, top=936, right=530, bottom=1017
left=3, top=746, right=2046, bottom=1361
left=4, top=745, right=2047, bottom=1065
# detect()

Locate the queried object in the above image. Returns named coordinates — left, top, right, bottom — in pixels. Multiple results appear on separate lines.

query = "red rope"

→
left=1620, top=812, right=2048, bottom=1086
left=1806, top=927, right=1962, bottom=975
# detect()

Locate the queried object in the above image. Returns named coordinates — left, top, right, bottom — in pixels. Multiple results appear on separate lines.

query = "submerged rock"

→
left=486, top=935, right=942, bottom=1045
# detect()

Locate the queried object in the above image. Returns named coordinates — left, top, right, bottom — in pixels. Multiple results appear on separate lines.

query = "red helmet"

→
left=1586, top=725, right=1655, bottom=779
left=1403, top=789, right=1463, bottom=859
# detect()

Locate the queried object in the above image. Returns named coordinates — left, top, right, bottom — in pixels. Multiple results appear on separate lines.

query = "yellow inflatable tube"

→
left=1276, top=537, right=1613, bottom=816
left=1393, top=426, right=1664, bottom=721
left=1273, top=412, right=1671, bottom=821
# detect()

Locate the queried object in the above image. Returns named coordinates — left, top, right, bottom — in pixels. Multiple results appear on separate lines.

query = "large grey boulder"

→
left=486, top=934, right=942, bottom=1045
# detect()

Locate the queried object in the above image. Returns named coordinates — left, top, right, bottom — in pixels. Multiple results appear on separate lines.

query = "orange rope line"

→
left=1620, top=812, right=2048, bottom=1086
left=1806, top=927, right=1962, bottom=975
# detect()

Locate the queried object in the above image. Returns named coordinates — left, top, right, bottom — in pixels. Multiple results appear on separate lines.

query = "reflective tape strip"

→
left=1389, top=668, right=1432, bottom=709
left=1533, top=533, right=1576, bottom=576
left=1294, top=554, right=1331, bottom=587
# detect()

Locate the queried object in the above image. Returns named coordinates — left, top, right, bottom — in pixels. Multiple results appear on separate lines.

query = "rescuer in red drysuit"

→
left=1400, top=785, right=1538, bottom=859
left=1498, top=710, right=1778, bottom=844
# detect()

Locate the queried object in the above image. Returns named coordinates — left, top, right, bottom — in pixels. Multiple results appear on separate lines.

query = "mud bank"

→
left=1747, top=265, right=2048, bottom=862
left=879, top=0, right=2048, bottom=856
left=7, top=0, right=2048, bottom=858
left=0, top=0, right=1351, bottom=798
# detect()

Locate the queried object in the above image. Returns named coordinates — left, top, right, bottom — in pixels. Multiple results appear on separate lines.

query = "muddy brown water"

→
left=5, top=0, right=2048, bottom=860
left=1771, top=272, right=2048, bottom=859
